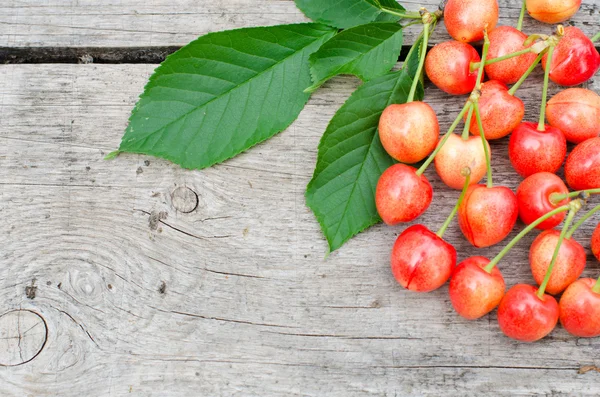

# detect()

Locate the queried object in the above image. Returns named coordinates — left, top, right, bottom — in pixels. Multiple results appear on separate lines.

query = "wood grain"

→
left=0, top=61, right=599, bottom=395
left=0, top=0, right=598, bottom=48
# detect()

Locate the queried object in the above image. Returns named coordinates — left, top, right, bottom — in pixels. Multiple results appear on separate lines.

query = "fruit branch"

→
left=380, top=7, right=423, bottom=20
left=437, top=167, right=471, bottom=237
left=517, top=0, right=526, bottom=32
left=537, top=201, right=581, bottom=299
left=566, top=204, right=600, bottom=239
left=483, top=203, right=575, bottom=273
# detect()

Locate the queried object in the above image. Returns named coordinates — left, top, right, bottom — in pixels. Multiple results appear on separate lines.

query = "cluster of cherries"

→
left=374, top=0, right=600, bottom=342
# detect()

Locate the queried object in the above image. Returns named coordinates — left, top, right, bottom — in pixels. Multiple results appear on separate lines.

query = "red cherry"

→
left=391, top=225, right=457, bottom=292
left=443, top=0, right=499, bottom=43
left=542, top=27, right=600, bottom=87
left=526, top=0, right=582, bottom=24
left=467, top=80, right=525, bottom=140
left=559, top=278, right=600, bottom=338
left=434, top=134, right=489, bottom=190
left=497, top=284, right=559, bottom=342
left=592, top=223, right=600, bottom=262
left=379, top=102, right=439, bottom=164
left=485, top=26, right=537, bottom=85
left=508, top=121, right=567, bottom=178
left=458, top=185, right=519, bottom=248
left=546, top=88, right=600, bottom=144
left=529, top=230, right=586, bottom=295
left=565, top=137, right=600, bottom=191
left=376, top=164, right=433, bottom=225
left=516, top=172, right=569, bottom=230
left=449, top=256, right=505, bottom=320
left=425, top=41, right=481, bottom=96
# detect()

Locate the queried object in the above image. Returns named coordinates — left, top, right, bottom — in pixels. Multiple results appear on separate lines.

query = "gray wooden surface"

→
left=1, top=1, right=600, bottom=396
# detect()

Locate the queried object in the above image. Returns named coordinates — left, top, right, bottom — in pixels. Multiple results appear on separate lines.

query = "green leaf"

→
left=306, top=48, right=424, bottom=252
left=117, top=23, right=336, bottom=169
left=306, top=22, right=404, bottom=92
left=294, top=0, right=405, bottom=29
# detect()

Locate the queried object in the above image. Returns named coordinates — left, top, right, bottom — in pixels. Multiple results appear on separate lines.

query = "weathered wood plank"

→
left=0, top=63, right=599, bottom=395
left=0, top=0, right=598, bottom=48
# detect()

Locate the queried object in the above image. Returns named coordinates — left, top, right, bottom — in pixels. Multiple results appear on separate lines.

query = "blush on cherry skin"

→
left=379, top=102, right=439, bottom=164
left=592, top=223, right=600, bottom=262
left=434, top=134, right=489, bottom=190
left=467, top=80, right=525, bottom=140
left=508, top=121, right=567, bottom=178
left=458, top=185, right=519, bottom=248
left=547, top=88, right=600, bottom=144
left=443, top=0, right=499, bottom=43
left=497, top=284, right=559, bottom=342
left=529, top=230, right=587, bottom=295
left=425, top=41, right=481, bottom=96
left=449, top=256, right=505, bottom=320
left=526, top=0, right=581, bottom=24
left=559, top=278, right=600, bottom=338
left=516, top=172, right=569, bottom=230
left=485, top=26, right=537, bottom=85
left=376, top=164, right=433, bottom=225
left=542, top=27, right=600, bottom=87
left=391, top=225, right=457, bottom=292
left=565, top=137, right=600, bottom=191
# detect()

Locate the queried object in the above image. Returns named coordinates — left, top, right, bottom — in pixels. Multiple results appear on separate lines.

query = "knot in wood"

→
left=0, top=310, right=47, bottom=366
left=171, top=186, right=199, bottom=213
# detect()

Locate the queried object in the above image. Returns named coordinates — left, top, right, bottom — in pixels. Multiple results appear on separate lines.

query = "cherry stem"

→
left=537, top=206, right=579, bottom=299
left=517, top=0, right=526, bottom=31
left=407, top=22, right=431, bottom=103
left=537, top=45, right=554, bottom=131
left=416, top=102, right=473, bottom=176
left=549, top=188, right=600, bottom=204
left=507, top=52, right=544, bottom=96
left=483, top=203, right=573, bottom=273
left=593, top=275, right=600, bottom=294
left=566, top=204, right=600, bottom=239
left=592, top=32, right=600, bottom=43
left=470, top=48, right=533, bottom=72
left=462, top=107, right=474, bottom=140
left=437, top=168, right=471, bottom=238
left=473, top=101, right=492, bottom=188
left=475, top=30, right=490, bottom=91
left=380, top=7, right=423, bottom=20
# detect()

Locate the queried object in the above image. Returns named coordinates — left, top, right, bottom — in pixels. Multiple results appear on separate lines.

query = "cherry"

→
left=391, top=225, right=457, bottom=292
left=434, top=133, right=489, bottom=190
left=425, top=41, right=481, bottom=96
left=526, top=0, right=581, bottom=24
left=376, top=164, right=432, bottom=225
left=593, top=223, right=600, bottom=262
left=449, top=256, right=505, bottom=319
left=542, top=27, right=600, bottom=87
left=443, top=0, right=498, bottom=43
left=546, top=88, right=600, bottom=144
left=458, top=185, right=518, bottom=248
left=466, top=80, right=525, bottom=140
left=379, top=102, right=439, bottom=164
left=516, top=172, right=569, bottom=230
left=508, top=121, right=566, bottom=178
left=559, top=278, right=600, bottom=338
left=529, top=229, right=586, bottom=295
left=485, top=26, right=537, bottom=85
left=565, top=137, right=600, bottom=191
left=497, top=284, right=559, bottom=342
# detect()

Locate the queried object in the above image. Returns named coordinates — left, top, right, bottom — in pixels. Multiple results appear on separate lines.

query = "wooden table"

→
left=1, top=1, right=599, bottom=395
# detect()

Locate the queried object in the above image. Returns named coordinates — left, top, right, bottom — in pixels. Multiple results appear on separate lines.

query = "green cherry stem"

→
left=407, top=21, right=431, bottom=103
left=462, top=107, right=474, bottom=140
left=593, top=274, right=600, bottom=294
left=537, top=203, right=580, bottom=299
left=483, top=203, right=575, bottom=273
left=475, top=30, right=490, bottom=91
left=470, top=48, right=534, bottom=72
left=381, top=7, right=423, bottom=19
left=473, top=101, right=492, bottom=188
left=537, top=45, right=555, bottom=131
left=517, top=0, right=526, bottom=31
left=549, top=188, right=600, bottom=204
left=592, top=32, right=600, bottom=43
left=437, top=168, right=471, bottom=238
left=416, top=102, right=473, bottom=177
left=566, top=204, right=600, bottom=239
left=507, top=52, right=544, bottom=96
